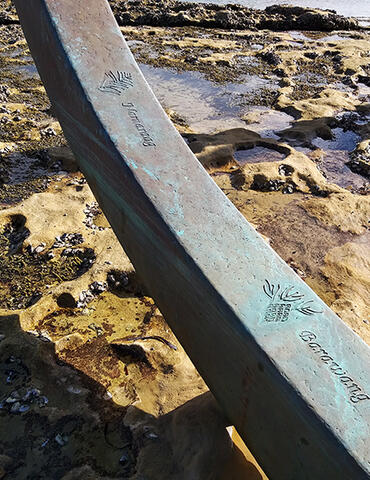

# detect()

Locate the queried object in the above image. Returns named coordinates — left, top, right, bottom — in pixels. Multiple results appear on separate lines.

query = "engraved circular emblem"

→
left=263, top=279, right=322, bottom=323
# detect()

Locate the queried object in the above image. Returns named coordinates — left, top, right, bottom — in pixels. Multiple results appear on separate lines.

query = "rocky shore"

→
left=0, top=1, right=362, bottom=31
left=111, top=1, right=360, bottom=31
left=0, top=0, right=369, bottom=478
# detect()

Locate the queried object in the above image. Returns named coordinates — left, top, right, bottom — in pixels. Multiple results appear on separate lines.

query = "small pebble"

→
left=18, top=404, right=30, bottom=413
left=22, top=388, right=40, bottom=402
left=37, top=396, right=48, bottom=408
left=144, top=429, right=159, bottom=440
left=103, top=391, right=113, bottom=400
left=119, top=453, right=129, bottom=465
left=41, top=126, right=57, bottom=136
left=83, top=202, right=105, bottom=230
left=55, top=434, right=65, bottom=446
left=34, top=243, right=46, bottom=253
left=55, top=434, right=69, bottom=446
left=52, top=233, right=84, bottom=248
left=6, top=372, right=15, bottom=383
left=67, top=386, right=82, bottom=395
left=282, top=184, right=294, bottom=194
left=10, top=402, right=21, bottom=414
left=6, top=392, right=20, bottom=404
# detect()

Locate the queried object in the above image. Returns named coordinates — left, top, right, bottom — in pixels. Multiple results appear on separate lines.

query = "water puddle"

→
left=330, top=81, right=353, bottom=94
left=293, top=72, right=327, bottom=87
left=234, top=146, right=286, bottom=165
left=311, top=128, right=367, bottom=191
left=233, top=55, right=260, bottom=68
left=139, top=64, right=279, bottom=133
left=127, top=39, right=161, bottom=59
left=316, top=34, right=349, bottom=42
left=312, top=150, right=367, bottom=191
left=289, top=31, right=349, bottom=43
left=242, top=107, right=294, bottom=138
left=251, top=43, right=264, bottom=50
left=0, top=47, right=24, bottom=58
left=5, top=153, right=51, bottom=185
left=126, top=40, right=146, bottom=48
left=358, top=18, right=370, bottom=27
left=13, top=63, right=39, bottom=79
left=357, top=83, right=370, bottom=102
left=288, top=31, right=312, bottom=42
left=1, top=44, right=38, bottom=80
left=312, top=128, right=359, bottom=151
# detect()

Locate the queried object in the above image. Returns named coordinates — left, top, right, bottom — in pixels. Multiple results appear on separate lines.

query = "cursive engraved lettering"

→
left=122, top=103, right=156, bottom=147
left=300, top=331, right=317, bottom=342
left=299, top=331, right=369, bottom=404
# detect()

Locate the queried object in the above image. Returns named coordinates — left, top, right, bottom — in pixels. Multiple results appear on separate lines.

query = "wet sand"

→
left=0, top=0, right=369, bottom=478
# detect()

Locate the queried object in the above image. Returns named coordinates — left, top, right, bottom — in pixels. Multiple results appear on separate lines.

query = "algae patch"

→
left=0, top=216, right=95, bottom=310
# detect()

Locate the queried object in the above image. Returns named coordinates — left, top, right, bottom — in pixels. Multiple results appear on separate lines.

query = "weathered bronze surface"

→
left=13, top=1, right=370, bottom=478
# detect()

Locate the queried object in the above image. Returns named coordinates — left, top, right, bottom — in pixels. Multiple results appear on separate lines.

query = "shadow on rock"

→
left=124, top=392, right=264, bottom=480
left=0, top=315, right=265, bottom=479
left=0, top=314, right=134, bottom=479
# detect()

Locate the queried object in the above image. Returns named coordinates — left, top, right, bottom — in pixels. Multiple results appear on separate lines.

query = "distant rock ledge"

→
left=0, top=1, right=361, bottom=31
left=110, top=1, right=360, bottom=31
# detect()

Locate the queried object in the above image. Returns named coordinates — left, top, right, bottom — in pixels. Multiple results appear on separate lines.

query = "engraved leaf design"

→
left=99, top=70, right=134, bottom=95
left=295, top=301, right=323, bottom=316
left=263, top=280, right=323, bottom=318
left=279, top=286, right=304, bottom=302
left=263, top=279, right=280, bottom=300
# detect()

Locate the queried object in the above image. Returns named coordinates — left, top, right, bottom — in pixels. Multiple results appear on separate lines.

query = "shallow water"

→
left=0, top=47, right=24, bottom=58
left=357, top=83, right=370, bottom=102
left=315, top=150, right=367, bottom=191
left=242, top=108, right=294, bottom=138
left=311, top=128, right=367, bottom=191
left=139, top=63, right=279, bottom=133
left=5, top=31, right=366, bottom=195
left=234, top=146, right=286, bottom=164
left=312, top=128, right=360, bottom=151
left=292, top=72, right=327, bottom=87
left=179, top=0, right=370, bottom=20
left=13, top=63, right=38, bottom=79
left=289, top=31, right=349, bottom=42
left=5, top=153, right=50, bottom=185
left=318, top=33, right=350, bottom=42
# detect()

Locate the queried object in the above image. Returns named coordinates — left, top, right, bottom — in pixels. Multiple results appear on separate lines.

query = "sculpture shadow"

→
left=0, top=314, right=264, bottom=480
left=123, top=392, right=264, bottom=480
left=0, top=313, right=133, bottom=479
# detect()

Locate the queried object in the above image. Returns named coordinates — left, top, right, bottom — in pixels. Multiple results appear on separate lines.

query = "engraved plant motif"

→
left=98, top=71, right=134, bottom=95
left=263, top=279, right=322, bottom=319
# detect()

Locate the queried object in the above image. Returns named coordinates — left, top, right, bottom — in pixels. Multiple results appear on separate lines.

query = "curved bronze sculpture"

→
left=13, top=1, right=370, bottom=478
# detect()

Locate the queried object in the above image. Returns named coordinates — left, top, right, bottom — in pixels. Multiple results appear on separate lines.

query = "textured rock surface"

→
left=109, top=1, right=359, bottom=31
